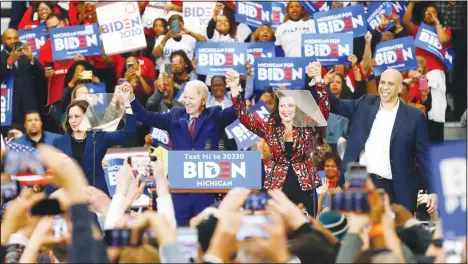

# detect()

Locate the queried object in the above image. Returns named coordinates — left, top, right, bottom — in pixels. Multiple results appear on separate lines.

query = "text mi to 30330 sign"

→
left=168, top=151, right=262, bottom=190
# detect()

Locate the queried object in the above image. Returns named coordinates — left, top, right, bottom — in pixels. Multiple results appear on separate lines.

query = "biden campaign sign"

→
left=195, top=42, right=249, bottom=75
left=373, top=36, right=418, bottom=76
left=429, top=141, right=466, bottom=240
left=302, top=33, right=353, bottom=66
left=254, top=57, right=308, bottom=90
left=50, top=23, right=101, bottom=61
left=0, top=74, right=14, bottom=127
left=414, top=23, right=455, bottom=72
left=150, top=127, right=172, bottom=149
left=271, top=2, right=286, bottom=29
left=246, top=42, right=275, bottom=75
left=314, top=4, right=367, bottom=37
left=235, top=1, right=272, bottom=28
left=18, top=27, right=48, bottom=59
left=97, top=2, right=147, bottom=55
left=366, top=1, right=406, bottom=31
left=225, top=101, right=271, bottom=150
left=300, top=1, right=332, bottom=14
left=183, top=2, right=216, bottom=38
left=168, top=151, right=262, bottom=190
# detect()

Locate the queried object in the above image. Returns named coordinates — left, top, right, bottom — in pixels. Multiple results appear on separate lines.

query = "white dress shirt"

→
left=359, top=100, right=400, bottom=179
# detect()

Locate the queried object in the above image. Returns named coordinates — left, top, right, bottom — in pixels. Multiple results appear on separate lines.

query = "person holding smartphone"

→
left=121, top=56, right=154, bottom=105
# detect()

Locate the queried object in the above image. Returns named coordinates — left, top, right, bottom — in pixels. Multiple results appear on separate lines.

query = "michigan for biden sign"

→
left=314, top=4, right=367, bottom=37
left=195, top=42, right=249, bottom=75
left=414, top=23, right=455, bottom=72
left=374, top=36, right=418, bottom=76
left=19, top=27, right=48, bottom=59
left=168, top=151, right=262, bottom=189
left=49, top=24, right=101, bottom=61
left=235, top=1, right=272, bottom=28
left=302, top=33, right=353, bottom=66
left=254, top=57, right=308, bottom=89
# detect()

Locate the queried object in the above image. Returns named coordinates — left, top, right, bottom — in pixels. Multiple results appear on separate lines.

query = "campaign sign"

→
left=225, top=101, right=270, bottom=150
left=18, top=27, right=48, bottom=59
left=103, top=158, right=124, bottom=197
left=49, top=23, right=101, bottom=61
left=183, top=2, right=216, bottom=38
left=254, top=57, right=308, bottom=90
left=0, top=74, right=14, bottom=127
left=150, top=127, right=172, bottom=149
left=195, top=42, right=248, bottom=75
left=142, top=5, right=181, bottom=28
left=271, top=2, right=286, bottom=29
left=302, top=33, right=353, bottom=66
left=235, top=1, right=272, bottom=28
left=373, top=36, right=418, bottom=76
left=314, top=4, right=367, bottom=37
left=429, top=141, right=466, bottom=240
left=300, top=1, right=331, bottom=14
left=246, top=42, right=275, bottom=76
left=366, top=1, right=407, bottom=31
left=97, top=2, right=147, bottom=55
left=443, top=48, right=455, bottom=72
left=168, top=151, right=262, bottom=190
left=414, top=23, right=455, bottom=72
left=86, top=82, right=106, bottom=94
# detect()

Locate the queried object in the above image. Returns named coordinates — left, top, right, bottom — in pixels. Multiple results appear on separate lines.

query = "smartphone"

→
left=53, top=215, right=68, bottom=239
left=171, top=23, right=180, bottom=36
left=45, top=61, right=55, bottom=69
left=151, top=190, right=157, bottom=211
left=119, top=78, right=127, bottom=85
left=6, top=131, right=16, bottom=141
left=346, top=163, right=368, bottom=189
left=177, top=228, right=198, bottom=263
left=79, top=70, right=92, bottom=80
left=164, top=63, right=172, bottom=77
left=264, top=86, right=273, bottom=94
left=384, top=2, right=393, bottom=16
left=1, top=180, right=21, bottom=202
left=330, top=191, right=370, bottom=213
left=3, top=151, right=46, bottom=176
left=236, top=215, right=272, bottom=241
left=104, top=229, right=133, bottom=247
left=126, top=62, right=135, bottom=70
left=31, top=198, right=63, bottom=216
left=419, top=76, right=429, bottom=92
left=14, top=41, right=24, bottom=52
left=243, top=192, right=270, bottom=211
left=127, top=156, right=156, bottom=188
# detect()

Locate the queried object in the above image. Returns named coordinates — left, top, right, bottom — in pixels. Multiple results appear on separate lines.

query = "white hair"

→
left=185, top=80, right=209, bottom=99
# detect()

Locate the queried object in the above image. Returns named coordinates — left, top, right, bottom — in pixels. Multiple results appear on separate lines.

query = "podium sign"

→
left=168, top=151, right=262, bottom=190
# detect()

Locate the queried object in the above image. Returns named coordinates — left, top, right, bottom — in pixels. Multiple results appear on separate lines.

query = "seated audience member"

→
left=1, top=28, right=47, bottom=126
left=12, top=111, right=60, bottom=148
left=38, top=13, right=76, bottom=105
left=146, top=72, right=183, bottom=113
left=206, top=76, right=232, bottom=109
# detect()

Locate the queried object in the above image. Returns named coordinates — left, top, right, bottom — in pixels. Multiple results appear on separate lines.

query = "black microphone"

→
left=205, top=139, right=212, bottom=151
left=218, top=139, right=225, bottom=151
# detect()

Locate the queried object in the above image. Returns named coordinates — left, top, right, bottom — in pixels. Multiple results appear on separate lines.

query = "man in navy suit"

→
left=129, top=80, right=238, bottom=226
left=12, top=111, right=60, bottom=148
left=321, top=68, right=436, bottom=213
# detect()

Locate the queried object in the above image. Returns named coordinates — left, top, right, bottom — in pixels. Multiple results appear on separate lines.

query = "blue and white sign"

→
left=195, top=42, right=248, bottom=75
left=271, top=2, right=286, bottom=29
left=302, top=33, right=353, bottom=66
left=168, top=151, right=262, bottom=190
left=150, top=127, right=172, bottom=149
left=429, top=141, right=466, bottom=240
left=373, top=36, right=418, bottom=76
left=300, top=1, right=332, bottom=14
left=225, top=101, right=271, bottom=150
left=254, top=57, right=309, bottom=90
left=246, top=42, right=275, bottom=75
left=236, top=1, right=272, bottom=28
left=414, top=23, right=455, bottom=72
left=366, top=1, right=407, bottom=31
left=314, top=4, right=367, bottom=37
left=87, top=82, right=106, bottom=94
left=103, top=158, right=124, bottom=197
left=0, top=73, right=14, bottom=127
left=18, top=27, right=48, bottom=59
left=50, top=23, right=102, bottom=61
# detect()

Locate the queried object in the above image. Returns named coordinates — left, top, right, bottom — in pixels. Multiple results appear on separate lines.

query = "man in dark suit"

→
left=1, top=28, right=47, bottom=126
left=129, top=80, right=238, bottom=226
left=12, top=111, right=60, bottom=148
left=321, top=68, right=436, bottom=213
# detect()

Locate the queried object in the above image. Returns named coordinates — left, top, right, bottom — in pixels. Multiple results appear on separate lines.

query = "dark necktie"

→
left=190, top=117, right=196, bottom=137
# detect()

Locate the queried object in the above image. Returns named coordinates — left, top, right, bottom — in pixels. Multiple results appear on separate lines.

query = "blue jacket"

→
left=51, top=114, right=136, bottom=195
left=131, top=100, right=237, bottom=151
left=12, top=131, right=61, bottom=147
left=328, top=92, right=431, bottom=212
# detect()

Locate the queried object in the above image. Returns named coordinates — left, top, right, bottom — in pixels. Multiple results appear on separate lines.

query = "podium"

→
left=168, top=150, right=263, bottom=193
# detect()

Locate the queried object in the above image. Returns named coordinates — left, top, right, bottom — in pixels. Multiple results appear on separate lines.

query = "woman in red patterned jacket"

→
left=226, top=62, right=330, bottom=216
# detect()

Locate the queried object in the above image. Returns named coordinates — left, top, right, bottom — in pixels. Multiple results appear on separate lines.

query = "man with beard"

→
left=12, top=111, right=60, bottom=148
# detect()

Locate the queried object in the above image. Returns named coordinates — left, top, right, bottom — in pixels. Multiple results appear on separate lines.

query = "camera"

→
left=14, top=41, right=24, bottom=52
left=243, top=191, right=270, bottom=211
left=126, top=62, right=135, bottom=70
left=127, top=156, right=156, bottom=188
left=79, top=70, right=93, bottom=80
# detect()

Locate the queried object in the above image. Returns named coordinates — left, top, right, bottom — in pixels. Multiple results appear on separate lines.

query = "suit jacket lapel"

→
left=82, top=132, right=93, bottom=163
left=178, top=112, right=191, bottom=142
left=390, top=103, right=408, bottom=143
left=63, top=133, right=74, bottom=157
left=367, top=97, right=380, bottom=133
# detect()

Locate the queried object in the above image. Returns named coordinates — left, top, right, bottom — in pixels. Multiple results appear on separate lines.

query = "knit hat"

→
left=318, top=211, right=348, bottom=241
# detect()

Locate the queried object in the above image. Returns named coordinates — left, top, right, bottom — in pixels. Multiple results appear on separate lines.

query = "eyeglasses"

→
left=38, top=7, right=51, bottom=12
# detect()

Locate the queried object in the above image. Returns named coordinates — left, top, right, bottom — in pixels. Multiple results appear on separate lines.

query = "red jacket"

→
left=232, top=84, right=330, bottom=191
left=38, top=40, right=74, bottom=104
left=114, top=56, right=156, bottom=82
